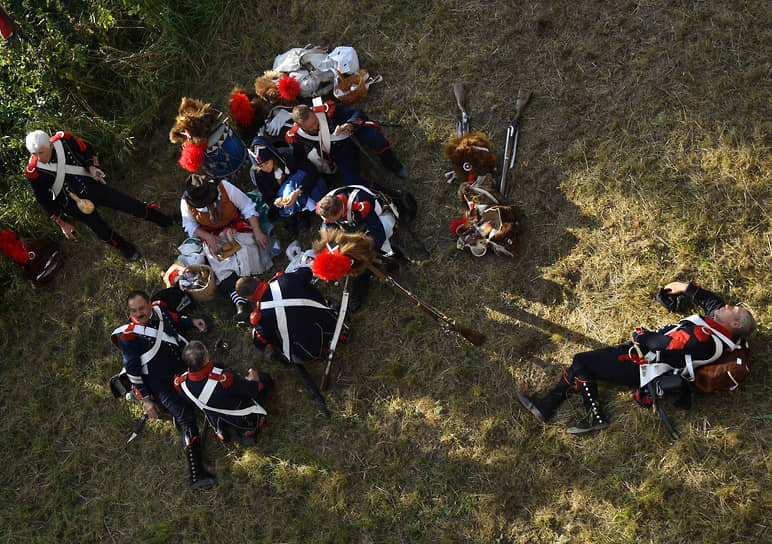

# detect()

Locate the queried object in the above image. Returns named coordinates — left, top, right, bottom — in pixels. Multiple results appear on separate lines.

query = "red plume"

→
left=312, top=247, right=353, bottom=282
left=278, top=75, right=300, bottom=101
left=0, top=229, right=30, bottom=263
left=449, top=217, right=466, bottom=234
left=229, top=92, right=255, bottom=126
left=178, top=141, right=207, bottom=172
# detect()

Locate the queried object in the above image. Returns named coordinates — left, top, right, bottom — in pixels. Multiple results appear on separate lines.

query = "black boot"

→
left=220, top=273, right=251, bottom=322
left=183, top=428, right=217, bottom=490
left=348, top=271, right=371, bottom=313
left=107, top=232, right=140, bottom=261
left=396, top=191, right=417, bottom=223
left=517, top=369, right=572, bottom=423
left=567, top=379, right=610, bottom=434
left=286, top=214, right=299, bottom=240
left=379, top=149, right=408, bottom=179
left=298, top=210, right=312, bottom=231
left=234, top=301, right=251, bottom=323
left=144, top=205, right=176, bottom=228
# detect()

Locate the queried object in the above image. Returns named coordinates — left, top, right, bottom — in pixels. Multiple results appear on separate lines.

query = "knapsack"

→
left=694, top=341, right=749, bottom=392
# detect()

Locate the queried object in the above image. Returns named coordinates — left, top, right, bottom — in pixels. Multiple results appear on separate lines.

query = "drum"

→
left=202, top=118, right=247, bottom=178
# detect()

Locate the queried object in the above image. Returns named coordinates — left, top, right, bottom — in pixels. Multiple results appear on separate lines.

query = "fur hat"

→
left=183, top=174, right=219, bottom=208
left=444, top=131, right=497, bottom=183
left=312, top=230, right=377, bottom=279
left=255, top=70, right=299, bottom=107
left=169, top=97, right=221, bottom=144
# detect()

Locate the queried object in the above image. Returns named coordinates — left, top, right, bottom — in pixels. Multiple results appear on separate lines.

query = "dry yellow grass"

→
left=0, top=1, right=770, bottom=543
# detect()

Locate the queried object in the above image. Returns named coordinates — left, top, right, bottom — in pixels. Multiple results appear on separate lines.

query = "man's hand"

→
left=192, top=318, right=208, bottom=332
left=333, top=123, right=354, bottom=136
left=142, top=398, right=160, bottom=419
left=663, top=281, right=689, bottom=295
left=59, top=221, right=76, bottom=239
left=253, top=229, right=268, bottom=248
left=199, top=231, right=219, bottom=254
left=247, top=368, right=260, bottom=381
left=88, top=165, right=105, bottom=182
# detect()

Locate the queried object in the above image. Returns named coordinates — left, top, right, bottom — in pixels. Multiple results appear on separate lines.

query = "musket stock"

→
left=368, top=265, right=484, bottom=346
left=453, top=82, right=471, bottom=136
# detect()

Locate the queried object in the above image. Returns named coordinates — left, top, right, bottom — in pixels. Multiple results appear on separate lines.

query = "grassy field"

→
left=1, top=1, right=770, bottom=542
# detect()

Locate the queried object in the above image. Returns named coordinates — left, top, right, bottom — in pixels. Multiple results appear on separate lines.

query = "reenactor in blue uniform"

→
left=517, top=281, right=755, bottom=434
left=176, top=340, right=273, bottom=445
left=285, top=100, right=408, bottom=185
left=316, top=185, right=402, bottom=311
left=24, top=130, right=176, bottom=260
left=236, top=268, right=349, bottom=416
left=112, top=291, right=216, bottom=490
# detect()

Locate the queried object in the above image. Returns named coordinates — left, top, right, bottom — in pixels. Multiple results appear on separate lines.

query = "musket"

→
left=367, top=264, right=485, bottom=346
left=499, top=89, right=533, bottom=194
left=453, top=83, right=471, bottom=136
left=342, top=135, right=431, bottom=258
left=320, top=276, right=350, bottom=391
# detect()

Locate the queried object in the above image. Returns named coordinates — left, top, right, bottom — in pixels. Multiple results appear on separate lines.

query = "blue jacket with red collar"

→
left=284, top=101, right=367, bottom=151
left=321, top=187, right=387, bottom=250
left=174, top=360, right=271, bottom=432
left=24, top=131, right=99, bottom=220
left=114, top=302, right=194, bottom=399
left=632, top=282, right=734, bottom=368
left=251, top=267, right=338, bottom=363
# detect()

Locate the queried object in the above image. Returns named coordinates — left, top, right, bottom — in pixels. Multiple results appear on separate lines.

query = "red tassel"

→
left=449, top=217, right=466, bottom=234
left=229, top=92, right=255, bottom=126
left=178, top=141, right=207, bottom=172
left=0, top=229, right=30, bottom=263
left=312, top=249, right=352, bottom=282
left=277, top=75, right=300, bottom=101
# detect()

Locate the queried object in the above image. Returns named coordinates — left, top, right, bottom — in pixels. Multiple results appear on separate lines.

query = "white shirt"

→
left=180, top=180, right=258, bottom=236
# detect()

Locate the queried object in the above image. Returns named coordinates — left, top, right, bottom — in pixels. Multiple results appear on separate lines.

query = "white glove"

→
left=266, top=109, right=293, bottom=136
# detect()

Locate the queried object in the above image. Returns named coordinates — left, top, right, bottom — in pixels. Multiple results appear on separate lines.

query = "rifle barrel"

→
left=367, top=265, right=484, bottom=346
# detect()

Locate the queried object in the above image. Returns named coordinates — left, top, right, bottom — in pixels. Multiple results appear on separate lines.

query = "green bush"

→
left=0, top=0, right=226, bottom=232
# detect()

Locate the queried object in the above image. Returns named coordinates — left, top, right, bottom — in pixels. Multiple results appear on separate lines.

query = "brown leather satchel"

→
left=694, top=344, right=750, bottom=392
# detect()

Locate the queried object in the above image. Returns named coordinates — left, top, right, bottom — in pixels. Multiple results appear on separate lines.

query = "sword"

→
left=126, top=412, right=148, bottom=444
left=320, top=276, right=350, bottom=390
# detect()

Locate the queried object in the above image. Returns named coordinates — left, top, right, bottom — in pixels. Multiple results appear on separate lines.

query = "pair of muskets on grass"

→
left=453, top=82, right=533, bottom=194
left=312, top=230, right=485, bottom=391
left=500, top=89, right=532, bottom=194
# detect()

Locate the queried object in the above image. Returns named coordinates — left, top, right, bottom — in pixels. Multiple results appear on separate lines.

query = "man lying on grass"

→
left=517, top=281, right=755, bottom=433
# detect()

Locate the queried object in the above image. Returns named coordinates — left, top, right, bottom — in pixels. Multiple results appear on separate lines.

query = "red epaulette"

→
left=213, top=371, right=234, bottom=388
left=285, top=125, right=299, bottom=143
left=694, top=325, right=711, bottom=342
left=324, top=100, right=336, bottom=117
left=352, top=200, right=370, bottom=217
left=53, top=131, right=87, bottom=152
left=120, top=322, right=137, bottom=341
left=173, top=373, right=188, bottom=391
left=24, top=156, right=39, bottom=179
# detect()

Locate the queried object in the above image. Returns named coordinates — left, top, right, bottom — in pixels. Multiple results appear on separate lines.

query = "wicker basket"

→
left=333, top=69, right=369, bottom=105
left=180, top=264, right=217, bottom=303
